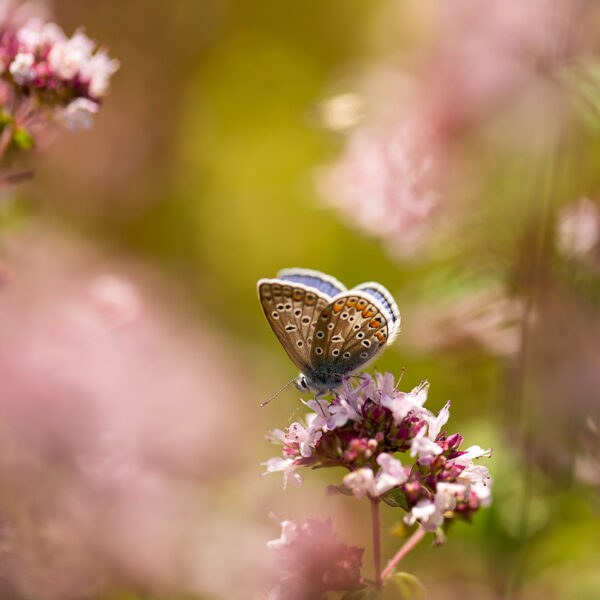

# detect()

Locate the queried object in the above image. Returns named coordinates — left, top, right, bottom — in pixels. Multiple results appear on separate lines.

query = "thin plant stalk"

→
left=370, top=497, right=382, bottom=588
left=381, top=526, right=426, bottom=580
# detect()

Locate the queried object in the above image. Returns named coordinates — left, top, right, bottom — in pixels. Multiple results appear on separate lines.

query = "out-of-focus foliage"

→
left=0, top=0, right=599, bottom=599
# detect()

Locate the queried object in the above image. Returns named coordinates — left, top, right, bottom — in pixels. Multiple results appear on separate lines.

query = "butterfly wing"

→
left=352, top=281, right=401, bottom=342
left=257, top=278, right=331, bottom=373
left=277, top=268, right=347, bottom=297
left=309, top=289, right=397, bottom=377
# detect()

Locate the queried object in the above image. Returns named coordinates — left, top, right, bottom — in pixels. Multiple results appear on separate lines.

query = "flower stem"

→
left=370, top=497, right=382, bottom=588
left=0, top=124, right=14, bottom=162
left=381, top=526, right=426, bottom=580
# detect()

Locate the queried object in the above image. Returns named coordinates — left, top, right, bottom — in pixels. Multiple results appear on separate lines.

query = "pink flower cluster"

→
left=0, top=14, right=119, bottom=132
left=321, top=120, right=440, bottom=257
left=265, top=518, right=363, bottom=599
left=263, top=372, right=492, bottom=533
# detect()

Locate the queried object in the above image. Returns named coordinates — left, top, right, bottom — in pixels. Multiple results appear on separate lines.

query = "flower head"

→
left=266, top=518, right=363, bottom=599
left=0, top=11, right=119, bottom=145
left=264, top=372, right=492, bottom=535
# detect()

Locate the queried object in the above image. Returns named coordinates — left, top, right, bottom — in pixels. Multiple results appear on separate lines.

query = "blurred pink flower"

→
left=422, top=0, right=584, bottom=137
left=321, top=119, right=441, bottom=257
left=265, top=518, right=363, bottom=599
left=0, top=228, right=264, bottom=599
left=556, top=197, right=600, bottom=261
left=321, top=0, right=589, bottom=256
left=406, top=286, right=525, bottom=357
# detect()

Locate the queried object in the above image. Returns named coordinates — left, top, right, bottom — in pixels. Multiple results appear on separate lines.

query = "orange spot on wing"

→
left=333, top=301, right=344, bottom=313
left=356, top=301, right=366, bottom=310
left=346, top=299, right=356, bottom=307
left=362, top=308, right=374, bottom=318
left=293, top=292, right=303, bottom=301
left=321, top=309, right=330, bottom=318
left=369, top=319, right=381, bottom=328
left=375, top=331, right=385, bottom=342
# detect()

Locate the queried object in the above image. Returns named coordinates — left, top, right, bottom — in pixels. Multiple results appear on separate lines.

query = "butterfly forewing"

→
left=258, top=280, right=329, bottom=373
left=309, top=292, right=391, bottom=375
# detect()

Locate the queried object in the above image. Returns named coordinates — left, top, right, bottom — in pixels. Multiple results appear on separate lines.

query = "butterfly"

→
left=257, top=268, right=400, bottom=398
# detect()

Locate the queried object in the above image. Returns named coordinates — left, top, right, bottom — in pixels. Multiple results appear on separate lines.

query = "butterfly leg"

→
left=313, top=393, right=328, bottom=417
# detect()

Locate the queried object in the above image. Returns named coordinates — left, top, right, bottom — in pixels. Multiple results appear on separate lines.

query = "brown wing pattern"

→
left=258, top=280, right=329, bottom=373
left=309, top=293, right=390, bottom=374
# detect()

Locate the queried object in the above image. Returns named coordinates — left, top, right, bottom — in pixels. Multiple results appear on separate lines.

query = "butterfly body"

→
left=258, top=268, right=400, bottom=395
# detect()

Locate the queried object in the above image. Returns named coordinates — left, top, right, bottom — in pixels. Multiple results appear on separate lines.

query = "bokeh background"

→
left=1, top=1, right=600, bottom=598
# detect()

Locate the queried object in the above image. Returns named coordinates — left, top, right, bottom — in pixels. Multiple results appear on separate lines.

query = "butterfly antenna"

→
left=260, top=376, right=300, bottom=407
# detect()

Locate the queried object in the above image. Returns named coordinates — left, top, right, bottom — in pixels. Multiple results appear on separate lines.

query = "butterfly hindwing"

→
left=258, top=279, right=329, bottom=373
left=309, top=292, right=391, bottom=375
left=352, top=282, right=401, bottom=341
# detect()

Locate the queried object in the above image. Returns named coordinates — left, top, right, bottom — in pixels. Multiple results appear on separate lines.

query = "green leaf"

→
left=381, top=572, right=425, bottom=600
left=382, top=488, right=409, bottom=510
left=12, top=128, right=34, bottom=150
left=326, top=483, right=354, bottom=496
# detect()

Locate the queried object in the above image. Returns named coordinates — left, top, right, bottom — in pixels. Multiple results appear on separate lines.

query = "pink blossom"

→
left=60, top=97, right=99, bottom=131
left=265, top=372, right=493, bottom=532
left=380, top=381, right=429, bottom=424
left=0, top=229, right=259, bottom=598
left=557, top=198, right=600, bottom=259
left=266, top=518, right=364, bottom=599
left=261, top=457, right=303, bottom=489
left=322, top=120, right=440, bottom=257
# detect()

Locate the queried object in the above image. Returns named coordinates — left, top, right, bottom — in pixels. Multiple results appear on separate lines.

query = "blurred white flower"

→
left=261, top=457, right=303, bottom=489
left=83, top=49, right=120, bottom=98
left=60, top=97, right=99, bottom=131
left=9, top=51, right=35, bottom=83
left=557, top=197, right=600, bottom=259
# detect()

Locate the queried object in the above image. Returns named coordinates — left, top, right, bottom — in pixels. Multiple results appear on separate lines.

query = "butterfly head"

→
left=294, top=369, right=344, bottom=396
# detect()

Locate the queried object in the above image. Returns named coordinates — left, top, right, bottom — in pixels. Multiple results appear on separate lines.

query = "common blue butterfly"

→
left=258, top=268, right=400, bottom=396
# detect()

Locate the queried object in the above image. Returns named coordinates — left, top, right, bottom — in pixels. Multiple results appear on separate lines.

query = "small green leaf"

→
left=12, top=128, right=34, bottom=150
left=326, top=483, right=353, bottom=496
left=382, top=488, right=409, bottom=510
left=381, top=572, right=425, bottom=600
